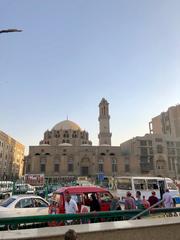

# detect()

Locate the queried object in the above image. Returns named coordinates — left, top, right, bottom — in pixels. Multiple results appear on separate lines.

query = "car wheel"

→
left=9, top=224, right=19, bottom=230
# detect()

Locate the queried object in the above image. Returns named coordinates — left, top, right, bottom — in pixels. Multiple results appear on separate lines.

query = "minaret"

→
left=98, top=98, right=112, bottom=145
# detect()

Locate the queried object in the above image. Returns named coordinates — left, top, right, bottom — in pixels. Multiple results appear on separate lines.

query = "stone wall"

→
left=1, top=217, right=180, bottom=240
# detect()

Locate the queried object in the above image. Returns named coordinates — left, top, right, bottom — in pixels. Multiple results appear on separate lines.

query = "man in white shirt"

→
left=65, top=193, right=78, bottom=214
left=162, top=189, right=173, bottom=208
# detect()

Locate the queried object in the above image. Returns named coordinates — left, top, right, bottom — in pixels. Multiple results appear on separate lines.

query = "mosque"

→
left=25, top=98, right=125, bottom=181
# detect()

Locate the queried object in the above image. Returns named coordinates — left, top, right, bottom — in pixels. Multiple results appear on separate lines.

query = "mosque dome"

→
left=52, top=120, right=81, bottom=131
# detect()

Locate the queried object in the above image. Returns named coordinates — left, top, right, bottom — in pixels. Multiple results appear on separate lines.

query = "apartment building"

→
left=0, top=131, right=25, bottom=179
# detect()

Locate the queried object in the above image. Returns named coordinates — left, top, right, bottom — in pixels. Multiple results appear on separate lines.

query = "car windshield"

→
left=0, top=197, right=16, bottom=207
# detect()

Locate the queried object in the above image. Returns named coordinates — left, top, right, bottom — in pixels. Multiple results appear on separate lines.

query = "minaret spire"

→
left=98, top=98, right=112, bottom=145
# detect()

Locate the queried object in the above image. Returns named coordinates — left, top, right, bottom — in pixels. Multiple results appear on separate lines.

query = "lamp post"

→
left=0, top=29, right=22, bottom=34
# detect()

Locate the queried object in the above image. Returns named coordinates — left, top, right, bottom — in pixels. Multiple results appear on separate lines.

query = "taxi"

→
left=49, top=185, right=113, bottom=214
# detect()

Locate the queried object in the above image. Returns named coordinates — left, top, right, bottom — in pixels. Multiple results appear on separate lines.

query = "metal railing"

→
left=0, top=207, right=180, bottom=231
left=130, top=199, right=164, bottom=220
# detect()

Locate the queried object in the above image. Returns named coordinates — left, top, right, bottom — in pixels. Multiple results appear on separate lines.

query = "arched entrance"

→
left=80, top=157, right=90, bottom=176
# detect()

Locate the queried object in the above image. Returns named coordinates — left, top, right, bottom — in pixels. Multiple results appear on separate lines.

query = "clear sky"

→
left=1, top=0, right=180, bottom=154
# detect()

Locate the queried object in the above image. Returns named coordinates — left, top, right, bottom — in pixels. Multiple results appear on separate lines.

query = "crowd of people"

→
left=63, top=189, right=175, bottom=239
left=64, top=188, right=175, bottom=217
left=123, top=188, right=174, bottom=211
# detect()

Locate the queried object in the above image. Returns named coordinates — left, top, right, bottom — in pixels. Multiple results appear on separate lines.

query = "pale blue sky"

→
left=1, top=0, right=180, bottom=154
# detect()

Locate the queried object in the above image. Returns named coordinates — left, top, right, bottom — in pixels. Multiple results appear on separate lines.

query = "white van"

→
left=115, top=176, right=179, bottom=201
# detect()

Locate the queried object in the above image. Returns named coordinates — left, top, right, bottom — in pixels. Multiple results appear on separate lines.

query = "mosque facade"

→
left=25, top=98, right=125, bottom=180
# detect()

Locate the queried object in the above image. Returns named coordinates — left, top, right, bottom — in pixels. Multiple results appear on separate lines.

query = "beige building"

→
left=25, top=99, right=180, bottom=180
left=120, top=134, right=180, bottom=179
left=149, top=104, right=180, bottom=138
left=0, top=131, right=25, bottom=179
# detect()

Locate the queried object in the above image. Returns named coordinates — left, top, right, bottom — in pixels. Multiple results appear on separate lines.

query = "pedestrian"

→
left=148, top=191, right=159, bottom=208
left=65, top=193, right=79, bottom=214
left=135, top=191, right=144, bottom=210
left=162, top=189, right=173, bottom=208
left=124, top=192, right=136, bottom=210
left=89, top=194, right=101, bottom=223
left=142, top=196, right=150, bottom=209
left=64, top=229, right=77, bottom=240
left=65, top=192, right=78, bottom=224
left=90, top=194, right=100, bottom=212
left=110, top=196, right=122, bottom=210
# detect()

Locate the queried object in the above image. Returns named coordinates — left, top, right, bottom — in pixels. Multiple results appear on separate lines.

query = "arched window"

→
left=54, top=159, right=60, bottom=173
left=110, top=153, right=115, bottom=156
left=68, top=159, right=74, bottom=172
left=112, top=159, right=117, bottom=173
left=35, top=153, right=40, bottom=156
left=100, top=153, right=105, bottom=156
left=98, top=159, right=104, bottom=173
left=40, top=159, right=46, bottom=173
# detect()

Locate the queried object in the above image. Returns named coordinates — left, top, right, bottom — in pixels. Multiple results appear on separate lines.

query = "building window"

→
left=149, top=148, right=153, bottom=155
left=140, top=140, right=147, bottom=146
left=110, top=153, right=115, bottom=156
left=157, top=145, right=163, bottom=153
left=177, top=158, right=180, bottom=173
left=40, top=159, right=46, bottom=173
left=168, top=148, right=175, bottom=155
left=149, top=156, right=154, bottom=169
left=27, top=164, right=31, bottom=173
left=112, top=159, right=117, bottom=173
left=155, top=138, right=163, bottom=142
left=100, top=153, right=105, bottom=156
left=172, top=158, right=176, bottom=171
left=140, top=148, right=148, bottom=155
left=98, top=159, right=104, bottom=173
left=68, top=160, right=73, bottom=172
left=54, top=164, right=59, bottom=172
left=125, top=164, right=130, bottom=172
left=40, top=164, right=46, bottom=173
left=140, top=156, right=148, bottom=163
left=72, top=132, right=77, bottom=138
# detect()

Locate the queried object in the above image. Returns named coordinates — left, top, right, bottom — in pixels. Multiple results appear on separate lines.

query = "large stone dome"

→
left=52, top=120, right=81, bottom=131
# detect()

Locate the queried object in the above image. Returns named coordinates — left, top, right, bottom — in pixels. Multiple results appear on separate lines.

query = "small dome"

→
left=52, top=120, right=81, bottom=131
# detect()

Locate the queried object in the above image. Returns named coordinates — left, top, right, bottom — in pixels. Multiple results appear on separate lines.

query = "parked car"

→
left=14, top=183, right=35, bottom=195
left=0, top=195, right=49, bottom=218
left=49, top=185, right=113, bottom=214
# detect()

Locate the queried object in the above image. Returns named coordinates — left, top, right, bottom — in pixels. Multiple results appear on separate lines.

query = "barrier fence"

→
left=0, top=207, right=180, bottom=230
